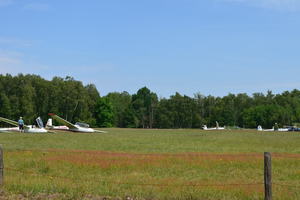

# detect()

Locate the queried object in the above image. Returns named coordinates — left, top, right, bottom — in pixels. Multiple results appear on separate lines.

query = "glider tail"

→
left=257, top=125, right=263, bottom=131
left=46, top=118, right=53, bottom=128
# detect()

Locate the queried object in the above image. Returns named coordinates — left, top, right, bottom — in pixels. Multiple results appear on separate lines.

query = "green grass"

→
left=0, top=129, right=300, bottom=199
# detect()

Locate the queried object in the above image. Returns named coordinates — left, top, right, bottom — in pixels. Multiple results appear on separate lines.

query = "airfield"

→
left=0, top=128, right=300, bottom=200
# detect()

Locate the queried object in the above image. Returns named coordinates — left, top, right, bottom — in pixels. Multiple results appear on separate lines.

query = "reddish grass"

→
left=42, top=149, right=267, bottom=170
left=8, top=149, right=299, bottom=169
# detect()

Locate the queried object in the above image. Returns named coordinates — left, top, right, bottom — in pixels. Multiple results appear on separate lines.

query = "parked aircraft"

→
left=203, top=121, right=225, bottom=130
left=257, top=124, right=289, bottom=132
left=257, top=125, right=274, bottom=132
left=0, top=117, right=48, bottom=133
left=285, top=126, right=300, bottom=131
left=48, top=113, right=106, bottom=133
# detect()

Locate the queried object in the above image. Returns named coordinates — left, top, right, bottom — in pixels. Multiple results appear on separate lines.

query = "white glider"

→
left=0, top=116, right=48, bottom=133
left=203, top=121, right=225, bottom=130
left=48, top=113, right=106, bottom=133
left=257, top=124, right=289, bottom=132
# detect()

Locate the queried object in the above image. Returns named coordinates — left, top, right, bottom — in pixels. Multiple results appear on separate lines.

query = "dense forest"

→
left=1, top=74, right=300, bottom=129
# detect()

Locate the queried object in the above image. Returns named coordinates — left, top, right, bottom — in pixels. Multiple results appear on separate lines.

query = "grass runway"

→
left=0, top=129, right=300, bottom=199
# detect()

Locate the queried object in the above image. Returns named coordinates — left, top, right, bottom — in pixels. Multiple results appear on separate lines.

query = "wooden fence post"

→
left=264, top=152, right=272, bottom=200
left=0, top=145, right=3, bottom=185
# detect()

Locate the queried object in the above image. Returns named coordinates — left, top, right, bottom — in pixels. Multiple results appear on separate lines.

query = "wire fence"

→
left=5, top=167, right=264, bottom=188
left=6, top=149, right=300, bottom=159
left=3, top=150, right=300, bottom=190
left=6, top=167, right=300, bottom=189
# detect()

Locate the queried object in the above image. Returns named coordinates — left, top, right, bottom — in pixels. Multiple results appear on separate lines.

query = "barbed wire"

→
left=273, top=183, right=300, bottom=189
left=7, top=167, right=300, bottom=189
left=6, top=149, right=300, bottom=160
left=7, top=167, right=300, bottom=190
left=271, top=154, right=300, bottom=159
left=6, top=167, right=264, bottom=188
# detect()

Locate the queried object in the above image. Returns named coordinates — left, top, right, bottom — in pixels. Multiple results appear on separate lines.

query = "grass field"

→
left=0, top=129, right=300, bottom=199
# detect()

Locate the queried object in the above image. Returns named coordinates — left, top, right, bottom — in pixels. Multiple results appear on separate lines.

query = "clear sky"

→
left=1, top=0, right=300, bottom=97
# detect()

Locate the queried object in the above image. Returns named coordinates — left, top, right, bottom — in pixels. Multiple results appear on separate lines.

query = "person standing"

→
left=18, top=117, right=24, bottom=132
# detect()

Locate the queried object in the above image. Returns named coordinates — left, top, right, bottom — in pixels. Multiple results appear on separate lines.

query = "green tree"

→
left=0, top=93, right=12, bottom=118
left=106, top=91, right=132, bottom=127
left=132, top=87, right=158, bottom=128
left=94, top=97, right=114, bottom=127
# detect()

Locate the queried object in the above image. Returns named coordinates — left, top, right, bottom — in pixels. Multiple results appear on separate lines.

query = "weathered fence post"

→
left=0, top=145, right=3, bottom=185
left=264, top=152, right=272, bottom=200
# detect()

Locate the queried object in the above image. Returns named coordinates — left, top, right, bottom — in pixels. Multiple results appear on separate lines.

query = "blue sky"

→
left=1, top=0, right=300, bottom=97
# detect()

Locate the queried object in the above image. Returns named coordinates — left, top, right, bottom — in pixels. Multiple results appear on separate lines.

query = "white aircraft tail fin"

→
left=36, top=117, right=44, bottom=128
left=203, top=125, right=208, bottom=130
left=257, top=125, right=263, bottom=131
left=216, top=121, right=219, bottom=129
left=46, top=118, right=53, bottom=128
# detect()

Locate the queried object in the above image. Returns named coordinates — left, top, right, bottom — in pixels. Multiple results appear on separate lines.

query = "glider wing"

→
left=0, top=117, right=20, bottom=127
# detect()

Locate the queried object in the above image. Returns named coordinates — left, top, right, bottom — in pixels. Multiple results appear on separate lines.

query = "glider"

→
left=0, top=116, right=48, bottom=133
left=257, top=124, right=289, bottom=132
left=203, top=121, right=225, bottom=130
left=48, top=113, right=106, bottom=133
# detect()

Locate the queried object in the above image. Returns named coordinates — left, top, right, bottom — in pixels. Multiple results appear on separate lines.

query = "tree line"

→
left=1, top=74, right=300, bottom=129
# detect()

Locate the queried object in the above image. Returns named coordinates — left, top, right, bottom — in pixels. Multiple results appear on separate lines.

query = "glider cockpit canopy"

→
left=75, top=122, right=90, bottom=128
